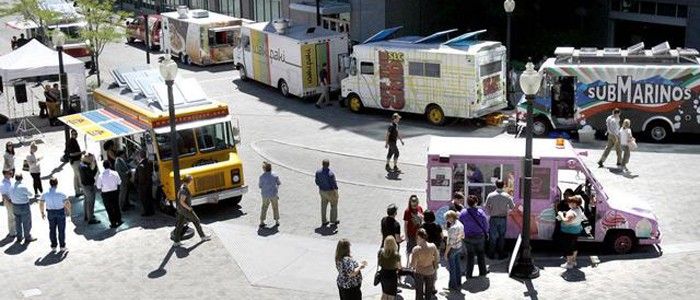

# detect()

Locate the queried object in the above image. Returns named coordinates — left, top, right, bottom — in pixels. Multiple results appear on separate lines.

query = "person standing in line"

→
left=258, top=161, right=281, bottom=228
left=11, top=174, right=35, bottom=243
left=97, top=160, right=123, bottom=228
left=26, top=142, right=43, bottom=197
left=458, top=195, right=489, bottom=279
left=315, top=63, right=330, bottom=108
left=136, top=151, right=155, bottom=216
left=410, top=228, right=439, bottom=300
left=39, top=177, right=71, bottom=252
left=335, top=238, right=367, bottom=300
left=381, top=204, right=403, bottom=247
left=1, top=170, right=16, bottom=238
left=444, top=211, right=464, bottom=292
left=173, top=175, right=211, bottom=247
left=484, top=179, right=514, bottom=260
left=65, top=129, right=85, bottom=197
left=557, top=195, right=586, bottom=269
left=4, top=142, right=16, bottom=176
left=315, top=159, right=339, bottom=227
left=79, top=154, right=100, bottom=224
left=449, top=192, right=464, bottom=213
left=619, top=119, right=635, bottom=173
left=507, top=66, right=518, bottom=109
left=597, top=108, right=622, bottom=168
left=378, top=235, right=401, bottom=300
left=11, top=36, right=17, bottom=50
left=114, top=150, right=134, bottom=211
left=384, top=113, right=404, bottom=172
left=403, top=195, right=424, bottom=267
left=421, top=210, right=443, bottom=251
left=103, top=140, right=117, bottom=169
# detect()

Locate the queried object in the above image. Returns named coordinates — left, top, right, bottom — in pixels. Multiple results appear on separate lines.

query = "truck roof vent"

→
left=651, top=41, right=670, bottom=55
left=579, top=47, right=597, bottom=56
left=272, top=19, right=291, bottom=34
left=626, top=42, right=645, bottom=55
left=603, top=48, right=621, bottom=56
left=191, top=9, right=209, bottom=18
left=177, top=5, right=189, bottom=19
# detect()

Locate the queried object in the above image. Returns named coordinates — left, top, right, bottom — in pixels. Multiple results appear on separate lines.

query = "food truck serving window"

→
left=156, top=130, right=197, bottom=160
left=196, top=122, right=235, bottom=153
left=209, top=29, right=235, bottom=46
left=479, top=60, right=501, bottom=76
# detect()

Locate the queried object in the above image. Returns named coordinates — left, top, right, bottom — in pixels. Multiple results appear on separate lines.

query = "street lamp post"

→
left=511, top=59, right=542, bottom=280
left=504, top=0, right=515, bottom=108
left=53, top=30, right=70, bottom=142
left=160, top=56, right=180, bottom=193
left=316, top=0, right=321, bottom=26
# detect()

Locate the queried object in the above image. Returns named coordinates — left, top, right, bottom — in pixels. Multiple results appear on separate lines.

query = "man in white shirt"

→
left=97, top=160, right=122, bottom=228
left=598, top=108, right=622, bottom=168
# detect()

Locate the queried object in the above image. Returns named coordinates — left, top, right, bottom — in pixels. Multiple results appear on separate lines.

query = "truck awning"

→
left=6, top=20, right=39, bottom=30
left=59, top=109, right=147, bottom=141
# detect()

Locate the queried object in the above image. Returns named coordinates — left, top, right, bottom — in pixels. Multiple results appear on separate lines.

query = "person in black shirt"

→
left=384, top=113, right=404, bottom=172
left=65, top=130, right=84, bottom=197
left=16, top=34, right=28, bottom=48
left=421, top=210, right=443, bottom=250
left=314, top=63, right=330, bottom=108
left=381, top=203, right=403, bottom=247
left=136, top=151, right=155, bottom=216
left=448, top=192, right=465, bottom=213
left=79, top=154, right=99, bottom=224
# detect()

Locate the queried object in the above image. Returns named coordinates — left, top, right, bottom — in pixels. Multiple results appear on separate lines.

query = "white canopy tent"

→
left=0, top=39, right=88, bottom=111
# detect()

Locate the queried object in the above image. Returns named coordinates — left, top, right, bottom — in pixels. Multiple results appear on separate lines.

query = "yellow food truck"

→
left=60, top=65, right=247, bottom=208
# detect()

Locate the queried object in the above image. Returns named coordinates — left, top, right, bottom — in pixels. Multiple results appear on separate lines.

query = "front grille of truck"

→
left=195, top=172, right=225, bottom=193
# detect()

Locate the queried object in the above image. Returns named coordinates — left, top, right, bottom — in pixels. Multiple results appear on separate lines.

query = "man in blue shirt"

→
left=39, top=177, right=71, bottom=252
left=315, top=159, right=339, bottom=227
left=11, top=174, right=35, bottom=243
left=258, top=161, right=281, bottom=228
left=1, top=170, right=16, bottom=238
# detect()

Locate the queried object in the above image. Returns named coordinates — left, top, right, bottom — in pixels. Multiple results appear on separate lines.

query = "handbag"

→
left=22, top=159, right=30, bottom=172
left=628, top=138, right=638, bottom=151
left=373, top=250, right=382, bottom=286
left=467, top=209, right=489, bottom=244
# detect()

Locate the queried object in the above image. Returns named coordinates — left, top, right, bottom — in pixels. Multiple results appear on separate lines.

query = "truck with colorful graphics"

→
left=518, top=42, right=700, bottom=142
left=341, top=28, right=508, bottom=125
left=233, top=19, right=349, bottom=98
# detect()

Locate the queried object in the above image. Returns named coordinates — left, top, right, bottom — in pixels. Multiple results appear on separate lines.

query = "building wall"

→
left=350, top=0, right=386, bottom=43
left=687, top=2, right=700, bottom=48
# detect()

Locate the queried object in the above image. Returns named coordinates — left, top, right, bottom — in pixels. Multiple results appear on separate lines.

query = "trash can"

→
left=68, top=95, right=81, bottom=114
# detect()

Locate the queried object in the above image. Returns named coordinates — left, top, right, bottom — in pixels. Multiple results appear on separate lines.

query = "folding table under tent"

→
left=0, top=39, right=88, bottom=141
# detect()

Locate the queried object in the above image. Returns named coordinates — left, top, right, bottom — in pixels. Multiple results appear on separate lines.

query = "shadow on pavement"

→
left=257, top=225, right=279, bottom=237
left=148, top=246, right=176, bottom=279
left=0, top=115, right=68, bottom=140
left=314, top=225, right=338, bottom=236
left=560, top=268, right=586, bottom=282
left=3, top=241, right=28, bottom=255
left=0, top=235, right=15, bottom=248
left=174, top=240, right=206, bottom=258
left=34, top=250, right=68, bottom=266
left=197, top=202, right=247, bottom=225
left=462, top=276, right=490, bottom=293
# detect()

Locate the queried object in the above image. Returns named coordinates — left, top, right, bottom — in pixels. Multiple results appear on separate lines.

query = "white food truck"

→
left=341, top=27, right=508, bottom=125
left=161, top=6, right=251, bottom=66
left=233, top=19, right=349, bottom=98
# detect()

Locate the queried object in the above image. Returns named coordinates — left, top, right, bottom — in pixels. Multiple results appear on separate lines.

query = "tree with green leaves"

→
left=75, top=0, right=131, bottom=86
left=0, top=0, right=61, bottom=44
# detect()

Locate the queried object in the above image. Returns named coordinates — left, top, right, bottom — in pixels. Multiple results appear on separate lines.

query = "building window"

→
left=360, top=62, right=374, bottom=75
left=252, top=0, right=281, bottom=21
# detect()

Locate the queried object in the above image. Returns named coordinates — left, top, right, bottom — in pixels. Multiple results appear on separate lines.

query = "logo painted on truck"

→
left=586, top=76, right=693, bottom=104
left=301, top=43, right=329, bottom=89
left=251, top=30, right=270, bottom=84
left=378, top=51, right=405, bottom=110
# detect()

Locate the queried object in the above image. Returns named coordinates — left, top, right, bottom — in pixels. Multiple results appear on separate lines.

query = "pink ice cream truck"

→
left=426, top=137, right=662, bottom=254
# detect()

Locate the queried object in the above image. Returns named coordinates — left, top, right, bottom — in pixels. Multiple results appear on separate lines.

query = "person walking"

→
left=65, top=129, right=84, bottom=197
left=619, top=119, right=635, bottom=173
left=557, top=195, right=586, bottom=269
left=259, top=161, right=281, bottom=228
left=385, top=113, right=404, bottom=172
left=4, top=142, right=16, bottom=176
left=173, top=175, right=211, bottom=247
left=410, top=228, right=439, bottom=300
left=97, top=160, right=123, bottom=228
left=1, top=170, right=16, bottom=238
left=378, top=235, right=401, bottom=300
left=598, top=108, right=622, bottom=168
left=315, top=63, right=331, bottom=108
left=114, top=150, right=134, bottom=210
left=39, top=177, right=71, bottom=252
left=26, top=142, right=43, bottom=197
left=11, top=174, right=36, bottom=243
left=79, top=154, right=100, bottom=224
left=315, top=159, right=339, bottom=227
left=136, top=152, right=155, bottom=216
left=335, top=238, right=367, bottom=300
left=484, top=179, right=514, bottom=259
left=403, top=195, right=424, bottom=266
left=444, top=210, right=464, bottom=292
left=458, top=195, right=489, bottom=279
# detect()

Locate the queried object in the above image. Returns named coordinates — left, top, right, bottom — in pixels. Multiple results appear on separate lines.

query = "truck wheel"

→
left=606, top=231, right=636, bottom=254
left=149, top=42, right=159, bottom=51
left=646, top=121, right=671, bottom=143
left=186, top=55, right=193, bottom=65
left=532, top=117, right=550, bottom=137
left=278, top=79, right=290, bottom=97
left=156, top=187, right=175, bottom=216
left=426, top=104, right=445, bottom=126
left=348, top=94, right=364, bottom=113
left=238, top=65, right=248, bottom=81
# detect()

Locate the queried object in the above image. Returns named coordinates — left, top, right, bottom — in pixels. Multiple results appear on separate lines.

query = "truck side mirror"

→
left=349, top=57, right=357, bottom=76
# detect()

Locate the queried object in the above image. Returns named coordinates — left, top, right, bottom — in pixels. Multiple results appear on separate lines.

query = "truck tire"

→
left=348, top=94, right=364, bottom=113
left=532, top=117, right=551, bottom=137
left=646, top=121, right=671, bottom=143
left=278, top=79, right=290, bottom=97
left=426, top=104, right=446, bottom=126
left=238, top=65, right=248, bottom=81
left=606, top=230, right=636, bottom=254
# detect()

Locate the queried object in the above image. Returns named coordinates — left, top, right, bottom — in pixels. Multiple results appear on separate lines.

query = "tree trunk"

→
left=95, top=52, right=101, bottom=86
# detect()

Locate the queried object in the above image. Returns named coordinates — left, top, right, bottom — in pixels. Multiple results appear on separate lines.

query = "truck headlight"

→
left=231, top=169, right=241, bottom=184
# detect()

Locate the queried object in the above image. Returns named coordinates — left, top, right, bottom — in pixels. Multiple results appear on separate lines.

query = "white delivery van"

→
left=233, top=19, right=349, bottom=98
left=341, top=27, right=508, bottom=125
left=161, top=6, right=251, bottom=66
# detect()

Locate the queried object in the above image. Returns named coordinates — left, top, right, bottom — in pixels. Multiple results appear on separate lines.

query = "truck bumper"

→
left=190, top=185, right=248, bottom=206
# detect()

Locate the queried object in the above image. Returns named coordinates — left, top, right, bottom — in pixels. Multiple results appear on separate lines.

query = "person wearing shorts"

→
left=385, top=113, right=404, bottom=172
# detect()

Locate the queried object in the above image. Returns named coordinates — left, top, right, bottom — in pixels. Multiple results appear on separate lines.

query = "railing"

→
left=321, top=17, right=350, bottom=35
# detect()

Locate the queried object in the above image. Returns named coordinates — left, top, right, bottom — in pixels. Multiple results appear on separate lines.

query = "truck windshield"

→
left=195, top=122, right=235, bottom=153
left=155, top=130, right=197, bottom=160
